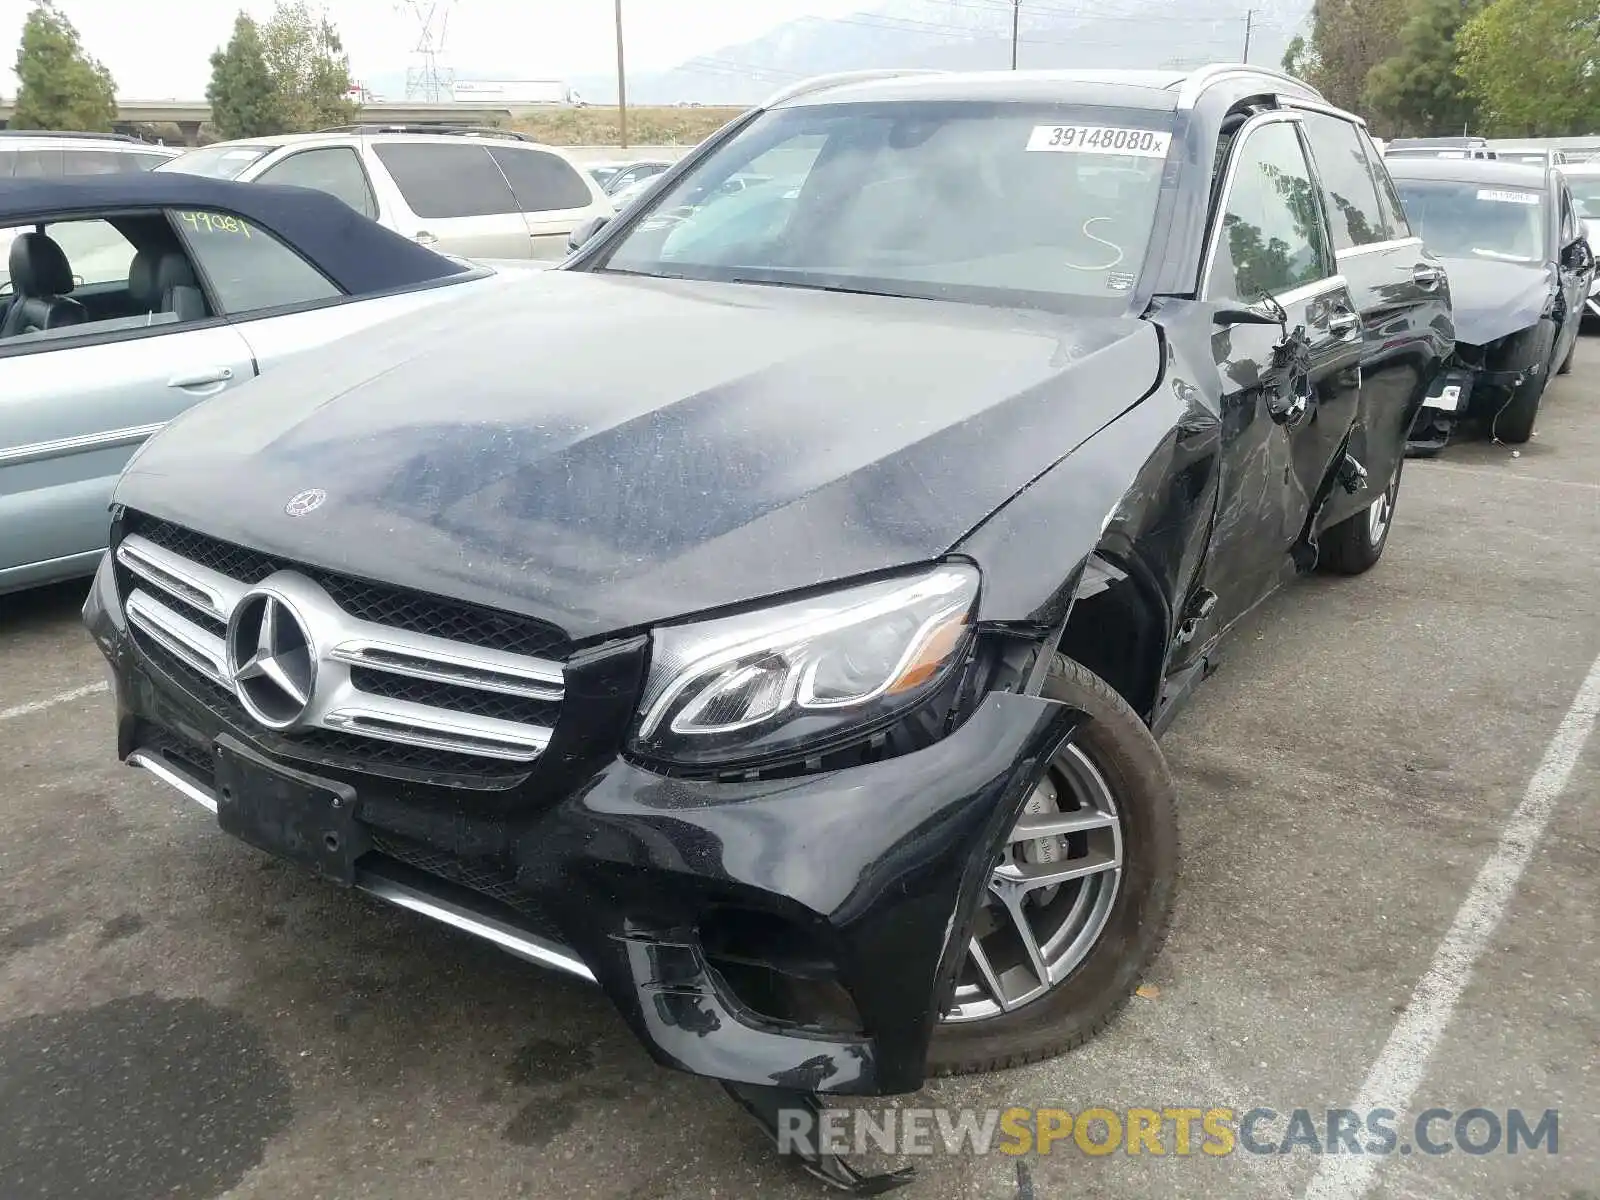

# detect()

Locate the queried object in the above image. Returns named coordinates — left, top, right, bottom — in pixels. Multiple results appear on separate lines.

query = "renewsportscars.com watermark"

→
left=777, top=1106, right=1560, bottom=1159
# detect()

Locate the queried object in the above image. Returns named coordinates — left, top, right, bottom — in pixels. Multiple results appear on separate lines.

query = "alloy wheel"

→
left=943, top=743, right=1123, bottom=1022
left=1367, top=469, right=1400, bottom=546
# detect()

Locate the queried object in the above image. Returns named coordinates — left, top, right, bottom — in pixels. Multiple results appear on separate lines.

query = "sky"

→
left=0, top=0, right=868, bottom=98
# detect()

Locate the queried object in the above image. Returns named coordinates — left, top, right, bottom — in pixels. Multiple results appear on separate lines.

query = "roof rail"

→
left=0, top=128, right=149, bottom=144
left=1176, top=63, right=1326, bottom=108
left=315, top=123, right=535, bottom=141
left=758, top=69, right=945, bottom=109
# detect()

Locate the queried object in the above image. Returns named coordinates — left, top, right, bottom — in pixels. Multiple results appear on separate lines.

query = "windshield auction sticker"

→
left=1027, top=125, right=1172, bottom=157
left=1476, top=189, right=1541, bottom=205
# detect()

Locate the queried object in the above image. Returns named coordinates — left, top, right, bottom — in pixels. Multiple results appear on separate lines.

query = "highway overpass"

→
left=0, top=100, right=516, bottom=145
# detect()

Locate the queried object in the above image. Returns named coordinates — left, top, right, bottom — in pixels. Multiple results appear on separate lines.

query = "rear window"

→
left=1300, top=114, right=1388, bottom=249
left=488, top=146, right=594, bottom=212
left=374, top=143, right=518, bottom=218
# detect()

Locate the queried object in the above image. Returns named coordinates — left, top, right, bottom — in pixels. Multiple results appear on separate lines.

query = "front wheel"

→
left=1318, top=457, right=1402, bottom=575
left=927, top=655, right=1177, bottom=1076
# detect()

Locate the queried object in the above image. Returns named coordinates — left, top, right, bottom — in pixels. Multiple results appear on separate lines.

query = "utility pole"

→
left=1242, top=8, right=1254, bottom=63
left=615, top=0, right=629, bottom=149
left=1011, top=0, right=1020, bottom=70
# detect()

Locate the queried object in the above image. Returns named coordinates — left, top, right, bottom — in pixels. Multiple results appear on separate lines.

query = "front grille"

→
left=116, top=512, right=571, bottom=781
left=128, top=516, right=572, bottom=661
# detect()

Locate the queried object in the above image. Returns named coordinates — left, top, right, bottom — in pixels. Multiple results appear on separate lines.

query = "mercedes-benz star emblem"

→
left=227, top=591, right=317, bottom=729
left=284, top=488, right=327, bottom=517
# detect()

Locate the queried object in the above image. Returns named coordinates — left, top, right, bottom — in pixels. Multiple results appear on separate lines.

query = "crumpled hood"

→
left=1440, top=256, right=1555, bottom=346
left=116, top=270, right=1160, bottom=640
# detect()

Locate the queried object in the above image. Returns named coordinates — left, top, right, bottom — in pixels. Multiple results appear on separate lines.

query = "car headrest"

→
left=129, top=248, right=200, bottom=310
left=8, top=231, right=74, bottom=297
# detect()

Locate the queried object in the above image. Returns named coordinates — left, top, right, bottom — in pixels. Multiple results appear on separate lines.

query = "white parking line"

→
left=1302, top=652, right=1600, bottom=1200
left=0, top=681, right=108, bottom=723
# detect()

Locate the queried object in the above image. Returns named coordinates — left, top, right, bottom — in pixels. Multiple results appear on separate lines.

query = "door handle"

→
left=1328, top=310, right=1361, bottom=339
left=167, top=366, right=235, bottom=392
left=1412, top=264, right=1443, bottom=289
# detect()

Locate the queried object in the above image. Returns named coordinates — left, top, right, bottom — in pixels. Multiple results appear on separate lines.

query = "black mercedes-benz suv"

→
left=86, top=65, right=1451, bottom=1189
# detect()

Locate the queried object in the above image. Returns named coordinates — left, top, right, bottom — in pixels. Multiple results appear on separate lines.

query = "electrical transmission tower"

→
left=397, top=0, right=458, bottom=102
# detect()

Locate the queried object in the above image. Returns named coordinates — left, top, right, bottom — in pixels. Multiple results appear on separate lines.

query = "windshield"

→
left=157, top=144, right=271, bottom=180
left=596, top=101, right=1174, bottom=311
left=1393, top=178, right=1547, bottom=263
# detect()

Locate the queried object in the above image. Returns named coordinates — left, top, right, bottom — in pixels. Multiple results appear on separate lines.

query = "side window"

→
left=1299, top=113, right=1387, bottom=250
left=60, top=149, right=127, bottom=176
left=1205, top=121, right=1333, bottom=300
left=45, top=218, right=139, bottom=286
left=7, top=149, right=64, bottom=178
left=487, top=146, right=596, bottom=212
left=125, top=152, right=173, bottom=172
left=255, top=147, right=378, bottom=220
left=372, top=143, right=518, bottom=218
left=171, top=209, right=341, bottom=313
left=1360, top=131, right=1412, bottom=240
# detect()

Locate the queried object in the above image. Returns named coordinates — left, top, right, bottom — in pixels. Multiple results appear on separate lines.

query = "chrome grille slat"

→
left=126, top=590, right=230, bottom=686
left=116, top=525, right=565, bottom=771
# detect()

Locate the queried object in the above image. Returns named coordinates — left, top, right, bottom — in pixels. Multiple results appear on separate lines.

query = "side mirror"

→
left=568, top=215, right=610, bottom=253
left=1561, top=237, right=1593, bottom=272
left=1212, top=301, right=1284, bottom=327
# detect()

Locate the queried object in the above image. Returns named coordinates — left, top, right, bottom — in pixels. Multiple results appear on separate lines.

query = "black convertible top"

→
left=0, top=172, right=469, bottom=294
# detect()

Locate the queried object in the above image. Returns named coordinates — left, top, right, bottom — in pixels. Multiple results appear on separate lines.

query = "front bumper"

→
left=85, top=553, right=1077, bottom=1096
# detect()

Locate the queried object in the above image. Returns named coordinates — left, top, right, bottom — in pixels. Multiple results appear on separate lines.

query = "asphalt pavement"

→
left=1, top=345, right=1596, bottom=1200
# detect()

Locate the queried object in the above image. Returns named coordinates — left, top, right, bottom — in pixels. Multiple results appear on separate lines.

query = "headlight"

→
left=631, top=563, right=980, bottom=769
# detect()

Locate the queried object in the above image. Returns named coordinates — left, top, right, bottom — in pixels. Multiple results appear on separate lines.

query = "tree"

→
left=1304, top=0, right=1409, bottom=112
left=1365, top=0, right=1483, bottom=136
left=1281, top=34, right=1319, bottom=80
left=1457, top=0, right=1600, bottom=136
left=208, top=12, right=284, bottom=139
left=259, top=0, right=358, bottom=132
left=10, top=1, right=117, bottom=132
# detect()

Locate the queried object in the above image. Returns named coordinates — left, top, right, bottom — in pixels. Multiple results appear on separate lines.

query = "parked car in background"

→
left=0, top=130, right=180, bottom=178
left=158, top=126, right=613, bottom=260
left=588, top=158, right=674, bottom=195
left=87, top=64, right=1449, bottom=1190
left=1566, top=161, right=1600, bottom=321
left=1495, top=147, right=1570, bottom=168
left=0, top=172, right=529, bottom=596
left=1389, top=157, right=1594, bottom=449
left=1386, top=135, right=1497, bottom=161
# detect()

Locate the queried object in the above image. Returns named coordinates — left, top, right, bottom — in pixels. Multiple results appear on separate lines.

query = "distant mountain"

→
left=364, top=1, right=1312, bottom=109
left=569, top=0, right=1312, bottom=106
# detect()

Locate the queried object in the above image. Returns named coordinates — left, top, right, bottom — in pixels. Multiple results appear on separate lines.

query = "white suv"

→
left=158, top=126, right=615, bottom=260
left=0, top=131, right=180, bottom=177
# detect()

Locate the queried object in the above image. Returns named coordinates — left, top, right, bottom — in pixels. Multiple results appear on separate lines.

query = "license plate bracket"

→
left=1426, top=369, right=1475, bottom=412
left=214, top=736, right=366, bottom=886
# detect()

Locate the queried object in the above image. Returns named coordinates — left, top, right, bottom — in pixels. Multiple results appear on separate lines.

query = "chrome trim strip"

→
left=358, top=871, right=596, bottom=983
left=0, top=421, right=165, bottom=469
left=129, top=750, right=219, bottom=813
left=1587, top=296, right=1600, bottom=316
left=322, top=705, right=552, bottom=762
left=1279, top=96, right=1368, bottom=126
left=1175, top=64, right=1325, bottom=109
left=328, top=637, right=564, bottom=701
left=1336, top=237, right=1424, bottom=260
left=118, top=535, right=245, bottom=623
left=128, top=753, right=596, bottom=984
left=126, top=590, right=230, bottom=685
left=1272, top=275, right=1352, bottom=308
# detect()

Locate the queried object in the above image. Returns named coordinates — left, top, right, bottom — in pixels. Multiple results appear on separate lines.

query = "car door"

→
left=0, top=216, right=256, bottom=590
left=1554, top=182, right=1592, bottom=364
left=1195, top=114, right=1363, bottom=636
left=1297, top=111, right=1448, bottom=520
left=486, top=144, right=613, bottom=260
left=369, top=142, right=530, bottom=258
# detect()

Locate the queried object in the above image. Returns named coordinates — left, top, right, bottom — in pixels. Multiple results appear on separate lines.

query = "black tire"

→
left=1319, top=457, right=1403, bottom=576
left=1557, top=333, right=1576, bottom=376
left=926, top=654, right=1177, bottom=1076
left=1492, top=360, right=1550, bottom=445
